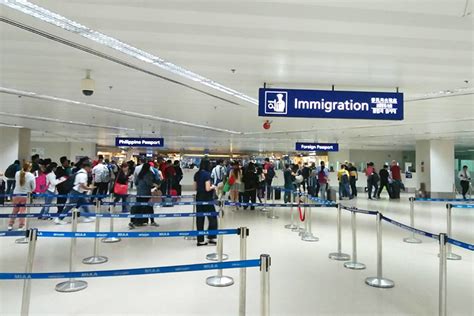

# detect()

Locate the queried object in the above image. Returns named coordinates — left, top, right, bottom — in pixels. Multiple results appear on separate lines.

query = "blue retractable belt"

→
left=450, top=204, right=474, bottom=209
left=339, top=205, right=378, bottom=215
left=381, top=215, right=439, bottom=240
left=0, top=259, right=261, bottom=280
left=0, top=212, right=219, bottom=219
left=36, top=228, right=239, bottom=238
left=446, top=237, right=474, bottom=251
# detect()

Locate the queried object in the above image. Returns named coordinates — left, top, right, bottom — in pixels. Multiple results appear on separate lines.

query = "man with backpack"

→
left=211, top=160, right=226, bottom=186
left=92, top=155, right=110, bottom=201
left=4, top=160, right=20, bottom=202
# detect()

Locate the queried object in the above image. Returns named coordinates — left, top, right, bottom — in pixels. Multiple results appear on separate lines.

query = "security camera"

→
left=81, top=70, right=95, bottom=96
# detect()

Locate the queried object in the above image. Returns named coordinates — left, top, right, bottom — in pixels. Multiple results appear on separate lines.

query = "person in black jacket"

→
left=377, top=165, right=392, bottom=199
left=55, top=156, right=71, bottom=214
left=173, top=160, right=183, bottom=195
left=243, top=163, right=258, bottom=210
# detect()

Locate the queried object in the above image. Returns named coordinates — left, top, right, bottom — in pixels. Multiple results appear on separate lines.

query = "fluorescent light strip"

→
left=0, top=87, right=242, bottom=134
left=0, top=111, right=134, bottom=131
left=1, top=0, right=258, bottom=105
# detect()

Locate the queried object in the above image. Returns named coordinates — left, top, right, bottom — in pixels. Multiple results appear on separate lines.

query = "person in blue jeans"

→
left=55, top=162, right=95, bottom=225
left=39, top=163, right=67, bottom=218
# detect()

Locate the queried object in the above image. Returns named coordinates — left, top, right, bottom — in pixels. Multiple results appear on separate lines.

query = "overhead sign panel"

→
left=296, top=142, right=339, bottom=152
left=259, top=88, right=403, bottom=120
left=115, top=137, right=164, bottom=147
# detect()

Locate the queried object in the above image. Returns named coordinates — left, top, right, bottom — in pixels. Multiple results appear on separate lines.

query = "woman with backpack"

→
left=8, top=162, right=35, bottom=231
left=129, top=163, right=160, bottom=229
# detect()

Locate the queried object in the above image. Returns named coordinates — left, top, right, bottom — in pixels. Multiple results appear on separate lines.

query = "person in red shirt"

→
left=390, top=160, right=403, bottom=199
left=390, top=160, right=401, bottom=181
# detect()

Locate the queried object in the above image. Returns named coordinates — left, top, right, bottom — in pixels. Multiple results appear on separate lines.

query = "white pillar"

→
left=0, top=127, right=31, bottom=172
left=416, top=140, right=455, bottom=198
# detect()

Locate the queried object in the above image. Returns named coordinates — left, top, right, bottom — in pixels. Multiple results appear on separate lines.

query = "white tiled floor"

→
left=0, top=192, right=473, bottom=316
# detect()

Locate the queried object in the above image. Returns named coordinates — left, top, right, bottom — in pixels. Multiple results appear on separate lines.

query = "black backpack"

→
left=57, top=172, right=78, bottom=194
left=267, top=167, right=276, bottom=180
left=4, top=164, right=17, bottom=178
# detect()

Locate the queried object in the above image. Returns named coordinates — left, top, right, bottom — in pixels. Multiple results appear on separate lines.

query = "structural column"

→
left=0, top=127, right=31, bottom=171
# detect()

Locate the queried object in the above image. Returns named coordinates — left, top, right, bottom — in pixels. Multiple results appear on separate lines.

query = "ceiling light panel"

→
left=1, top=0, right=258, bottom=105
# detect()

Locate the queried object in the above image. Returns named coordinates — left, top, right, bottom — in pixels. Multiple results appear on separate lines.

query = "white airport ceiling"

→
left=0, top=0, right=473, bottom=153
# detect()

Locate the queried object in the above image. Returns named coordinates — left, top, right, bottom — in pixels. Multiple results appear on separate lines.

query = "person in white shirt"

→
left=8, top=162, right=35, bottom=231
left=211, top=160, right=226, bottom=186
left=458, top=165, right=471, bottom=199
left=55, top=161, right=95, bottom=225
left=39, top=163, right=66, bottom=218
left=92, top=155, right=110, bottom=201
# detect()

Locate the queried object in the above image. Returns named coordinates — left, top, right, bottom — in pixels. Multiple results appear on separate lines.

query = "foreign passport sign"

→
left=296, top=142, right=339, bottom=152
left=115, top=137, right=164, bottom=147
left=258, top=88, right=403, bottom=120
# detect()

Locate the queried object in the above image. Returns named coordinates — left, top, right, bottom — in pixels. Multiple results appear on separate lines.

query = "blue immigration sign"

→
left=259, top=88, right=403, bottom=120
left=296, top=142, right=339, bottom=152
left=115, top=137, right=164, bottom=147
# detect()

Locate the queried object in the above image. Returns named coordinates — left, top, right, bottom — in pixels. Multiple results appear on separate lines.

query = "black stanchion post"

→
left=102, top=196, right=121, bottom=243
left=83, top=199, right=108, bottom=264
left=239, top=227, right=249, bottom=316
left=260, top=254, right=271, bottom=316
left=56, top=209, right=88, bottom=292
left=365, top=212, right=394, bottom=288
left=329, top=204, right=351, bottom=261
left=206, top=204, right=229, bottom=261
left=344, top=211, right=365, bottom=270
left=20, top=228, right=37, bottom=316
left=443, top=204, right=461, bottom=260
left=438, top=233, right=447, bottom=316
left=403, top=197, right=422, bottom=244
left=16, top=192, right=32, bottom=244
left=185, top=194, right=197, bottom=241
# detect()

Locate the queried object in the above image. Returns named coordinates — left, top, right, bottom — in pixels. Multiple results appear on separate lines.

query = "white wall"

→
left=30, top=142, right=97, bottom=163
left=0, top=127, right=20, bottom=173
left=430, top=140, right=454, bottom=193
left=349, top=150, right=405, bottom=170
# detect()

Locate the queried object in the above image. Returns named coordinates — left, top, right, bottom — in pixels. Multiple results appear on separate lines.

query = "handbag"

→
left=114, top=181, right=128, bottom=195
left=223, top=180, right=231, bottom=193
left=228, top=175, right=236, bottom=186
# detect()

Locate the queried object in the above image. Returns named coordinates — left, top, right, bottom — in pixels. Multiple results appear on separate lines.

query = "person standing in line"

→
left=459, top=165, right=471, bottom=200
left=337, top=164, right=351, bottom=199
left=92, top=155, right=109, bottom=201
left=193, top=159, right=218, bottom=246
left=301, top=163, right=310, bottom=193
left=30, top=155, right=40, bottom=174
left=316, top=161, right=329, bottom=200
left=39, top=162, right=66, bottom=218
left=366, top=162, right=377, bottom=200
left=4, top=160, right=20, bottom=202
left=263, top=158, right=276, bottom=200
left=173, top=160, right=183, bottom=196
left=377, top=165, right=392, bottom=199
left=56, top=161, right=95, bottom=225
left=113, top=163, right=130, bottom=213
left=390, top=160, right=402, bottom=199
left=211, top=159, right=226, bottom=186
left=229, top=162, right=242, bottom=210
left=283, top=164, right=295, bottom=203
left=8, top=162, right=35, bottom=231
left=348, top=162, right=358, bottom=198
left=55, top=157, right=72, bottom=215
left=129, top=163, right=159, bottom=229
left=243, top=163, right=258, bottom=210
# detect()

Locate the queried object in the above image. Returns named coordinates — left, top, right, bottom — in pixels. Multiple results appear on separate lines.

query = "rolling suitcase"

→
left=274, top=188, right=281, bottom=200
left=328, top=188, right=337, bottom=202
left=391, top=181, right=400, bottom=199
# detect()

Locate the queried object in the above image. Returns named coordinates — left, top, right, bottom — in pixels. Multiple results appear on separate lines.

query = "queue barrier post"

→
left=16, top=192, right=32, bottom=244
left=239, top=227, right=249, bottom=316
left=301, top=195, right=318, bottom=242
left=442, top=204, right=461, bottom=260
left=206, top=205, right=234, bottom=287
left=260, top=254, right=271, bottom=316
left=83, top=199, right=108, bottom=264
left=365, top=212, right=394, bottom=288
left=344, top=211, right=365, bottom=270
left=184, top=194, right=197, bottom=241
left=284, top=191, right=297, bottom=229
left=20, top=228, right=37, bottom=316
left=438, top=233, right=447, bottom=316
left=328, top=204, right=351, bottom=261
left=260, top=185, right=268, bottom=213
left=206, top=204, right=229, bottom=261
left=102, top=196, right=121, bottom=243
left=267, top=187, right=279, bottom=219
left=403, top=197, right=422, bottom=244
left=55, top=209, right=88, bottom=292
left=292, top=192, right=305, bottom=233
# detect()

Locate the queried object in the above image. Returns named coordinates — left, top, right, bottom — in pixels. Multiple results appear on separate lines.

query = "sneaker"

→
left=208, top=239, right=217, bottom=245
left=7, top=225, right=13, bottom=231
left=150, top=222, right=159, bottom=227
left=81, top=217, right=94, bottom=223
left=128, top=223, right=136, bottom=230
left=197, top=241, right=208, bottom=247
left=17, top=226, right=25, bottom=231
left=54, top=218, right=68, bottom=225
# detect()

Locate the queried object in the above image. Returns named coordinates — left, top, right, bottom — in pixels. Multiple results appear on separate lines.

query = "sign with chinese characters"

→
left=259, top=88, right=403, bottom=120
left=115, top=137, right=164, bottom=147
left=295, top=142, right=339, bottom=152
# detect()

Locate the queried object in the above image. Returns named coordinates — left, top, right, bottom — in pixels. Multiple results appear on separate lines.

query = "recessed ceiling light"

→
left=1, top=0, right=258, bottom=105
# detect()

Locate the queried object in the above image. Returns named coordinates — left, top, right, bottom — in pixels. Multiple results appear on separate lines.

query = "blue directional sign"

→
left=115, top=137, right=164, bottom=147
left=296, top=142, right=339, bottom=152
left=259, top=88, right=403, bottom=120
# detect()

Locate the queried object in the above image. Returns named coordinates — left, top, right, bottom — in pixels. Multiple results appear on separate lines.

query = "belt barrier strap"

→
left=339, top=205, right=378, bottom=215
left=0, top=259, right=261, bottom=280
left=0, top=212, right=219, bottom=219
left=414, top=198, right=474, bottom=202
left=446, top=237, right=474, bottom=251
left=36, top=229, right=239, bottom=238
left=381, top=215, right=439, bottom=240
left=0, top=231, right=28, bottom=237
left=450, top=204, right=474, bottom=209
